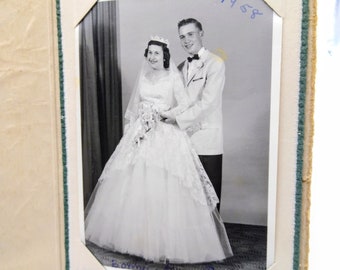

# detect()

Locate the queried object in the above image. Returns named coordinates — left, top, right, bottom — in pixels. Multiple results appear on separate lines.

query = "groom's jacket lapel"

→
left=187, top=64, right=204, bottom=86
left=178, top=50, right=208, bottom=87
left=178, top=61, right=188, bottom=85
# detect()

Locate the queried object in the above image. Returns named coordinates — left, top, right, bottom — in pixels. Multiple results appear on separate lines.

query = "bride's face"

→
left=146, top=45, right=164, bottom=70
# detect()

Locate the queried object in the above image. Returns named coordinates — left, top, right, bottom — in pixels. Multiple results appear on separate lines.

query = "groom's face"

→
left=178, top=23, right=203, bottom=56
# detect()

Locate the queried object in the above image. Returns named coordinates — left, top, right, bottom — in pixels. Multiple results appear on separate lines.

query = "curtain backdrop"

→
left=79, top=1, right=122, bottom=207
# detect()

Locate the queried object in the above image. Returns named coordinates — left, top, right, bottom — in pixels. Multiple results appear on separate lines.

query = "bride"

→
left=84, top=36, right=233, bottom=264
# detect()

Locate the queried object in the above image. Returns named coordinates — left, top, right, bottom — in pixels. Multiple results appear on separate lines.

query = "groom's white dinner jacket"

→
left=176, top=48, right=225, bottom=155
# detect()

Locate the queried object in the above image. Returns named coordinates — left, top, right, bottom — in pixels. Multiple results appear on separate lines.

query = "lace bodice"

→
left=124, top=71, right=189, bottom=132
left=139, top=74, right=183, bottom=112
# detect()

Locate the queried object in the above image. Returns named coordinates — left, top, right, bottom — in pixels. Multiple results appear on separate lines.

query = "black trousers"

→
left=199, top=154, right=223, bottom=211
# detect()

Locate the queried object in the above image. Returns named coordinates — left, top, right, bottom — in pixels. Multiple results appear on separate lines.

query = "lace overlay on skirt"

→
left=85, top=100, right=233, bottom=263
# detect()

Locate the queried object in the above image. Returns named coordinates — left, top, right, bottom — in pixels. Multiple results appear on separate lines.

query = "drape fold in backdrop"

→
left=79, top=1, right=122, bottom=206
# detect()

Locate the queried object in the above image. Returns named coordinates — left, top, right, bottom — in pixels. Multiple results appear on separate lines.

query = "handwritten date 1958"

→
left=221, top=0, right=263, bottom=20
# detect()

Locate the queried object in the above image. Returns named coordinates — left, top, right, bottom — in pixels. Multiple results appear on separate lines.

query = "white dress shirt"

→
left=187, top=47, right=206, bottom=79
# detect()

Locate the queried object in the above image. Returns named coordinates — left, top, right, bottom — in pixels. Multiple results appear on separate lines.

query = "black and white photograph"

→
left=78, top=0, right=281, bottom=269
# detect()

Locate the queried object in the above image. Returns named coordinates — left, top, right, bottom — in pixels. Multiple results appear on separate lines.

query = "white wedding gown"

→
left=85, top=73, right=233, bottom=263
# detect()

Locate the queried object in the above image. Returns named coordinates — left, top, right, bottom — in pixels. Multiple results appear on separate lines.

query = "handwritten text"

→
left=221, top=0, right=263, bottom=19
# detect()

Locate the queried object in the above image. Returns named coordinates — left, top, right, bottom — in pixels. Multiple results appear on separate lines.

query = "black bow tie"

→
left=187, top=54, right=200, bottom=62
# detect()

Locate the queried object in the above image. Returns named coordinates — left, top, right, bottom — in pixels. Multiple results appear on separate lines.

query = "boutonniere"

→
left=195, top=59, right=204, bottom=69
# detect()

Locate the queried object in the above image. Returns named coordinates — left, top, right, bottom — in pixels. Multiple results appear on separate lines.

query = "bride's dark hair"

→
left=144, top=40, right=170, bottom=68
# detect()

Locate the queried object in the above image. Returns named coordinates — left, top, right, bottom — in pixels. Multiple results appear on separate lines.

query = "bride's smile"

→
left=146, top=44, right=164, bottom=70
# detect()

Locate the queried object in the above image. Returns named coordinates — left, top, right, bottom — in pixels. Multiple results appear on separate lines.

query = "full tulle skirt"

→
left=85, top=120, right=233, bottom=263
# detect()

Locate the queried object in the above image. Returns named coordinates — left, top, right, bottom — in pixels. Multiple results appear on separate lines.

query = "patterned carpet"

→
left=86, top=223, right=267, bottom=270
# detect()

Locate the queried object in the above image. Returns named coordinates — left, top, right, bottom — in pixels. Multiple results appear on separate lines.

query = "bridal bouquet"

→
left=134, top=102, right=161, bottom=146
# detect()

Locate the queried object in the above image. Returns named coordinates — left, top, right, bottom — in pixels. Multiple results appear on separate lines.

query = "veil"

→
left=123, top=52, right=183, bottom=132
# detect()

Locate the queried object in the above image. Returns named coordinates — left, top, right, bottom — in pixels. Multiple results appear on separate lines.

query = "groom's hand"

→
left=160, top=111, right=176, bottom=124
left=164, top=118, right=176, bottom=124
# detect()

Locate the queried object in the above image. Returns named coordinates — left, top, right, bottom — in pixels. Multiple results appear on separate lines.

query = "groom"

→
left=165, top=18, right=226, bottom=211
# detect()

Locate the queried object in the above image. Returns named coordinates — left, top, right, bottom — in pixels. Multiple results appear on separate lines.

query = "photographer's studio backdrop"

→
left=80, top=0, right=274, bottom=226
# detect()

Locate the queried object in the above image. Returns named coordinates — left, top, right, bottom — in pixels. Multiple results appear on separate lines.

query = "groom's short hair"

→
left=178, top=18, right=203, bottom=31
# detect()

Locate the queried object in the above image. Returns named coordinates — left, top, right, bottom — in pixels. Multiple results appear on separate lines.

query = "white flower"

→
left=195, top=60, right=204, bottom=69
left=133, top=101, right=162, bottom=147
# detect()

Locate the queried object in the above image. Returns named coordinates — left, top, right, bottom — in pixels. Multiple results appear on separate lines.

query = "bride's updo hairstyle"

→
left=144, top=38, right=171, bottom=69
